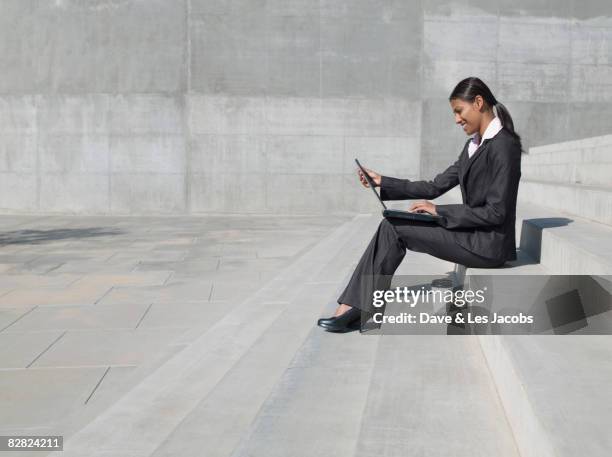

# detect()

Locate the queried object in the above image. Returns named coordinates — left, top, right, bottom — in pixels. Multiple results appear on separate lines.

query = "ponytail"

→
left=450, top=77, right=523, bottom=150
left=493, top=101, right=521, bottom=145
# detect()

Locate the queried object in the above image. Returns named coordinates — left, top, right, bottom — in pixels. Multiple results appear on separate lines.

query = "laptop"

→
left=355, top=158, right=442, bottom=223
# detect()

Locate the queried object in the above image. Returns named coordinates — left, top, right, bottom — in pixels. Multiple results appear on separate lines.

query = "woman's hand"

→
left=409, top=200, right=438, bottom=216
left=357, top=167, right=382, bottom=188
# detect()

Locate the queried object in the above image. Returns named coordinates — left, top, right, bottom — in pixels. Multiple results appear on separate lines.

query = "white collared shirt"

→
left=468, top=116, right=503, bottom=158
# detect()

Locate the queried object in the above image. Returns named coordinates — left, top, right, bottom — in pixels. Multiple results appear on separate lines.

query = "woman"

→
left=318, top=77, right=522, bottom=333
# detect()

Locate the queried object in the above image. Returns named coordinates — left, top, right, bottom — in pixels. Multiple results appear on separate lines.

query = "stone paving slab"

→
left=133, top=258, right=219, bottom=275
left=0, top=330, right=65, bottom=368
left=82, top=365, right=138, bottom=408
left=0, top=367, right=107, bottom=429
left=31, top=328, right=189, bottom=368
left=0, top=252, right=45, bottom=264
left=0, top=306, right=35, bottom=331
left=0, top=284, right=113, bottom=307
left=207, top=279, right=269, bottom=302
left=167, top=262, right=285, bottom=287
left=0, top=273, right=82, bottom=290
left=96, top=281, right=215, bottom=305
left=52, top=260, right=140, bottom=274
left=0, top=263, right=16, bottom=273
left=137, top=303, right=233, bottom=330
left=70, top=272, right=174, bottom=288
left=3, top=303, right=151, bottom=332
left=106, top=250, right=189, bottom=263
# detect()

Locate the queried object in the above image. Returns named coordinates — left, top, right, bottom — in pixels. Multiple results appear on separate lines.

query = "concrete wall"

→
left=0, top=0, right=611, bottom=215
left=420, top=0, right=612, bottom=177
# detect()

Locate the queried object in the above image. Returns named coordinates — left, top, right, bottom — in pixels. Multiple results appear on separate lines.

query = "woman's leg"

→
left=336, top=218, right=407, bottom=315
left=336, top=218, right=502, bottom=316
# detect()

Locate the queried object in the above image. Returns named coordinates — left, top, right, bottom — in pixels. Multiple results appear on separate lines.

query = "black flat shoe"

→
left=316, top=316, right=336, bottom=326
left=317, top=307, right=363, bottom=333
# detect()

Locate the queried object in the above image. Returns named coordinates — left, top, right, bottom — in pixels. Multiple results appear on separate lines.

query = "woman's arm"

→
left=379, top=157, right=461, bottom=201
left=435, top=144, right=521, bottom=229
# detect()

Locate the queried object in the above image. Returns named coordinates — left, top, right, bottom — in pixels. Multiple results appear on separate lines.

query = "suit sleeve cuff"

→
left=379, top=175, right=391, bottom=200
left=433, top=204, right=454, bottom=227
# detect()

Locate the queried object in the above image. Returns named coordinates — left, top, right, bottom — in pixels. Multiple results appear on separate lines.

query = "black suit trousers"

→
left=337, top=218, right=504, bottom=314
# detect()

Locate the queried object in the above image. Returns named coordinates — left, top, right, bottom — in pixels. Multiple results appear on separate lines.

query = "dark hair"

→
left=449, top=77, right=522, bottom=148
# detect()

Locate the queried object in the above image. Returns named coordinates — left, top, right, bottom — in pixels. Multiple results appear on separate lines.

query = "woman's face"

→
left=450, top=96, right=484, bottom=136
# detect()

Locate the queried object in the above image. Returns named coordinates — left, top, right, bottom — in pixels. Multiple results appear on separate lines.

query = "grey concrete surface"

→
left=59, top=214, right=374, bottom=457
left=0, top=212, right=349, bottom=456
left=519, top=134, right=612, bottom=226
left=523, top=135, right=612, bottom=180
left=477, top=331, right=612, bottom=457
left=51, top=211, right=523, bottom=457
left=519, top=181, right=612, bottom=226
left=1, top=1, right=611, bottom=214
left=2, top=184, right=611, bottom=456
left=460, top=128, right=612, bottom=457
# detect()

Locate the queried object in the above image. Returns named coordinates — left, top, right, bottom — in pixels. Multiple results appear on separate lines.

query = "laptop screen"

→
left=355, top=159, right=387, bottom=210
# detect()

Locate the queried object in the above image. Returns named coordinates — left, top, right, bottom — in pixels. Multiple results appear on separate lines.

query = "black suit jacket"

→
left=380, top=128, right=522, bottom=262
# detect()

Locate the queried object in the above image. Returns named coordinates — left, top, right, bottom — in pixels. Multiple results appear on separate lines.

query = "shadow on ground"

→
left=0, top=227, right=125, bottom=245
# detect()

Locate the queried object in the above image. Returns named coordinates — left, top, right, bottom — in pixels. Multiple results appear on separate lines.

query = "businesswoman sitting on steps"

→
left=318, top=77, right=522, bottom=333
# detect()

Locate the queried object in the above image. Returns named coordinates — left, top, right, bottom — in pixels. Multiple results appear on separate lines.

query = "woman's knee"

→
left=377, top=218, right=405, bottom=250
left=379, top=218, right=395, bottom=234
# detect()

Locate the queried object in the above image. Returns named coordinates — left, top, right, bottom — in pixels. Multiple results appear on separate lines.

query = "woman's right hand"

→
left=357, top=167, right=382, bottom=188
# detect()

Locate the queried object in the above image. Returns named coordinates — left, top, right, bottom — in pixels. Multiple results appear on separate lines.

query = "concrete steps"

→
left=439, top=186, right=612, bottom=276
left=478, top=334, right=612, bottom=457
left=466, top=133, right=612, bottom=457
left=497, top=132, right=612, bottom=274
left=522, top=163, right=611, bottom=188
left=516, top=202, right=612, bottom=275
left=60, top=210, right=522, bottom=457
left=518, top=180, right=612, bottom=226
left=467, top=240, right=612, bottom=457
left=466, top=253, right=612, bottom=457
left=522, top=134, right=612, bottom=188
left=428, top=136, right=612, bottom=275
left=147, top=215, right=382, bottom=457
left=59, top=214, right=377, bottom=456
left=224, top=248, right=518, bottom=456
left=519, top=133, right=612, bottom=226
left=210, top=207, right=517, bottom=457
left=227, top=332, right=518, bottom=457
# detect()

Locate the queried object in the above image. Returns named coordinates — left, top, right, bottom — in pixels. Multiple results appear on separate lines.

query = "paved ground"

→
left=0, top=213, right=350, bottom=442
left=0, top=212, right=524, bottom=457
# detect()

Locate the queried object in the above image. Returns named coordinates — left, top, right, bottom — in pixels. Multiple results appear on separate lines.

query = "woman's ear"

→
left=473, top=95, right=485, bottom=112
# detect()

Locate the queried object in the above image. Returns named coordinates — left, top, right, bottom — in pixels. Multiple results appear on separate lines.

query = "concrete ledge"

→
left=528, top=134, right=612, bottom=155
left=517, top=203, right=612, bottom=275
left=465, top=261, right=612, bottom=457
left=440, top=187, right=612, bottom=275
left=478, top=335, right=556, bottom=457
left=465, top=271, right=612, bottom=457
left=477, top=334, right=612, bottom=457
left=518, top=180, right=612, bottom=226
left=522, top=163, right=612, bottom=188
left=523, top=134, right=612, bottom=188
